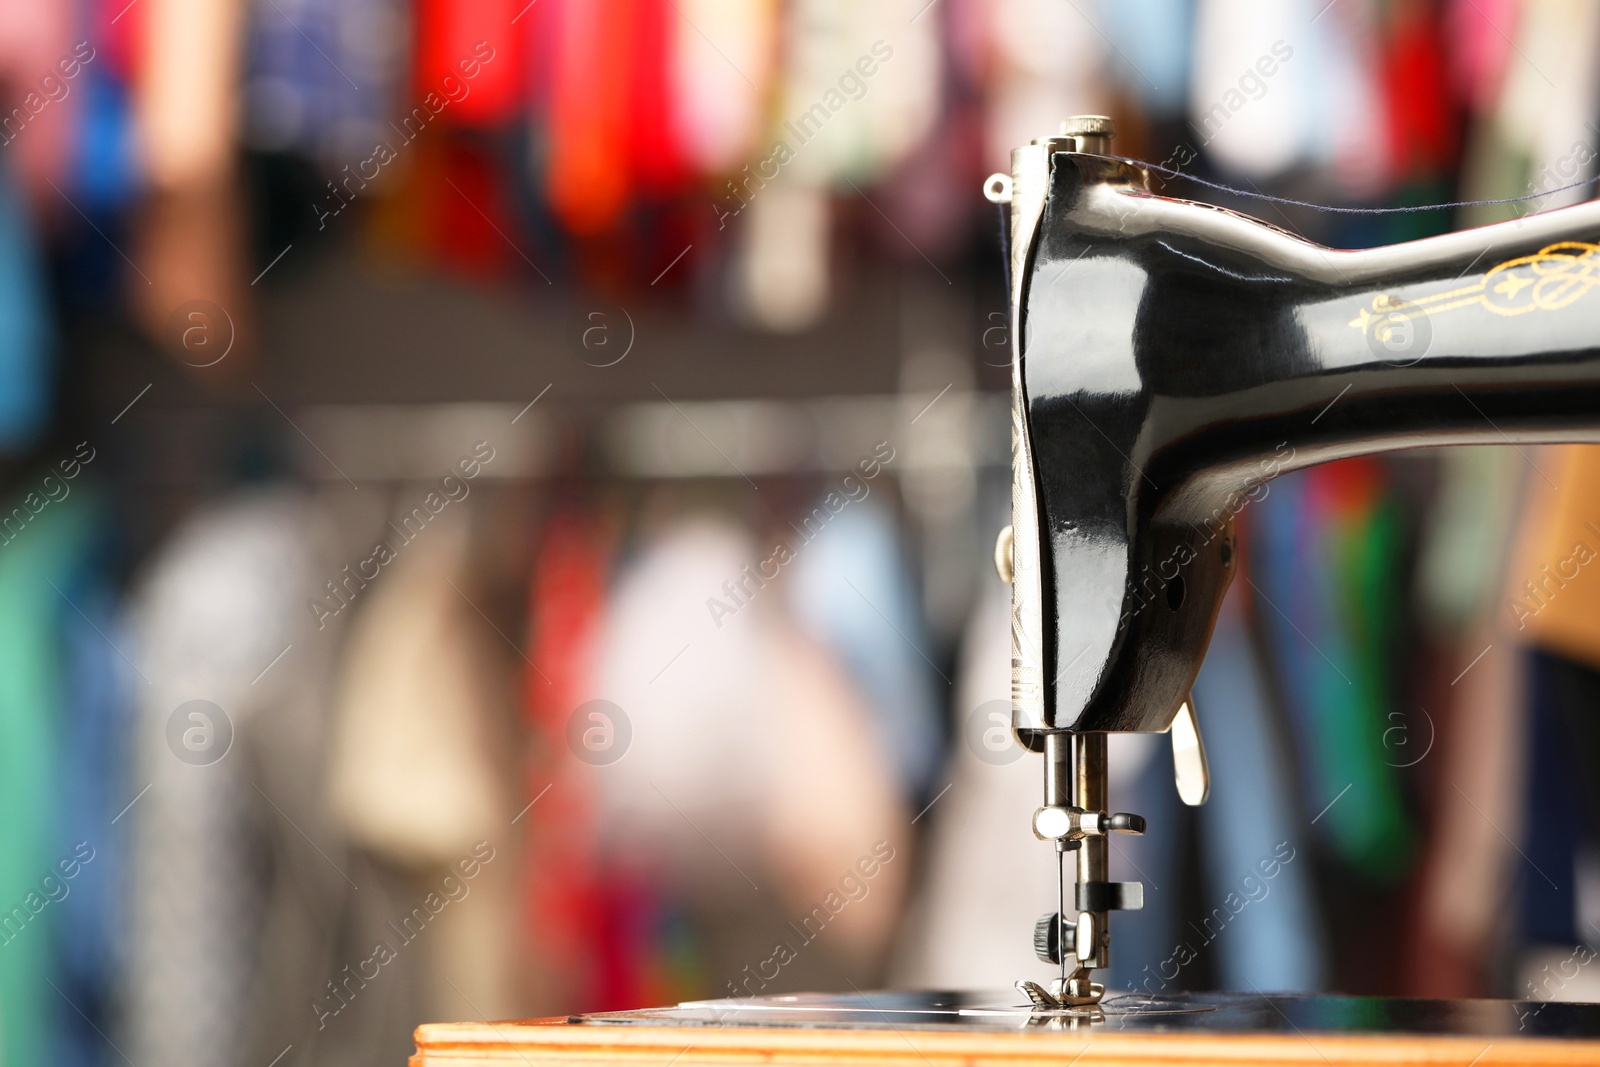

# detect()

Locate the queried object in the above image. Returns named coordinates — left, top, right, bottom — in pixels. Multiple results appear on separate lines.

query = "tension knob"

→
left=1033, top=911, right=1075, bottom=965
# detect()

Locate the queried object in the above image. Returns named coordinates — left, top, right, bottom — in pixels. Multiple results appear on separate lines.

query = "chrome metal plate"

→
left=572, top=989, right=1600, bottom=1037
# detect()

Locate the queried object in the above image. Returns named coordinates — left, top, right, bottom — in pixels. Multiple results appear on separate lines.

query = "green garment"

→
left=0, top=487, right=95, bottom=1067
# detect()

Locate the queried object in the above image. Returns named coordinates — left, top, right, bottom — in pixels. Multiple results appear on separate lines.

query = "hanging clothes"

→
left=1507, top=446, right=1600, bottom=672
left=124, top=489, right=383, bottom=1067
left=241, top=0, right=408, bottom=164
left=735, top=0, right=940, bottom=328
left=1403, top=447, right=1528, bottom=997
left=786, top=498, right=942, bottom=799
left=1503, top=446, right=1600, bottom=987
left=1457, top=0, right=1600, bottom=226
left=543, top=0, right=642, bottom=234
left=414, top=0, right=525, bottom=128
left=129, top=0, right=252, bottom=357
left=0, top=0, right=80, bottom=199
left=1445, top=0, right=1518, bottom=113
left=1190, top=0, right=1386, bottom=189
left=0, top=159, right=53, bottom=451
left=1518, top=649, right=1591, bottom=951
left=1252, top=463, right=1413, bottom=884
left=51, top=485, right=133, bottom=1067
left=520, top=506, right=615, bottom=1013
left=1095, top=0, right=1194, bottom=119
left=669, top=0, right=777, bottom=177
left=583, top=515, right=908, bottom=1002
left=628, top=0, right=689, bottom=199
left=0, top=484, right=99, bottom=1067
left=1191, top=584, right=1327, bottom=992
left=984, top=0, right=1107, bottom=173
left=327, top=502, right=521, bottom=1030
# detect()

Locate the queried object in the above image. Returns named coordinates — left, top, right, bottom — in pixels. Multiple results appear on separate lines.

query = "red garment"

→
left=92, top=0, right=143, bottom=83
left=432, top=139, right=521, bottom=277
left=545, top=0, right=639, bottom=233
left=521, top=510, right=611, bottom=1008
left=628, top=0, right=687, bottom=197
left=414, top=0, right=525, bottom=127
left=1379, top=1, right=1458, bottom=182
left=1445, top=0, right=1518, bottom=113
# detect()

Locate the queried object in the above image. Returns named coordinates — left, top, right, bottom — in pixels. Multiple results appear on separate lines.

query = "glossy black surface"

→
left=1024, top=154, right=1600, bottom=733
left=576, top=989, right=1600, bottom=1037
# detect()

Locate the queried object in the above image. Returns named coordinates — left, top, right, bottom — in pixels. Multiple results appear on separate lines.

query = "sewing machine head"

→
left=994, top=116, right=1600, bottom=1009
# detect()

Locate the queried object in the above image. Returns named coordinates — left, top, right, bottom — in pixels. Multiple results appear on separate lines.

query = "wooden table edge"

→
left=411, top=1017, right=1600, bottom=1066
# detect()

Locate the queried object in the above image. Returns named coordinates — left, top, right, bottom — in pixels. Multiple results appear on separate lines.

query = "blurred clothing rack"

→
left=293, top=392, right=1008, bottom=482
left=110, top=392, right=1009, bottom=487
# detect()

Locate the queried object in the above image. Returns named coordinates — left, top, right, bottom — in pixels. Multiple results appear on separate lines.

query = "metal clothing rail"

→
left=286, top=391, right=1008, bottom=482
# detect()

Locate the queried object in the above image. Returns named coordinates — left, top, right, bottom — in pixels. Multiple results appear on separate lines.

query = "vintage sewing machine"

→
left=411, top=117, right=1600, bottom=1064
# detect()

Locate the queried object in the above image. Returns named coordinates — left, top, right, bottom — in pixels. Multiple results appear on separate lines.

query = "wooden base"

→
left=411, top=1016, right=1600, bottom=1066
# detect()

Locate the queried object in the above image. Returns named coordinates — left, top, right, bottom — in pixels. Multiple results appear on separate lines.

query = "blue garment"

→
left=1106, top=734, right=1186, bottom=996
left=1520, top=649, right=1586, bottom=948
left=1095, top=0, right=1193, bottom=117
left=74, top=66, right=139, bottom=213
left=241, top=0, right=406, bottom=164
left=1192, top=594, right=1326, bottom=992
left=0, top=162, right=52, bottom=451
left=787, top=499, right=943, bottom=798
left=1252, top=468, right=1411, bottom=881
left=53, top=488, right=133, bottom=1067
left=1108, top=590, right=1326, bottom=995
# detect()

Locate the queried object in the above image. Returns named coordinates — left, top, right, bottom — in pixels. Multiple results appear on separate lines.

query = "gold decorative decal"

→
left=1350, top=241, right=1600, bottom=339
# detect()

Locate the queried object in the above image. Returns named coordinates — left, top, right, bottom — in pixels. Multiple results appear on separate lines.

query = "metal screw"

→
left=1060, top=115, right=1114, bottom=155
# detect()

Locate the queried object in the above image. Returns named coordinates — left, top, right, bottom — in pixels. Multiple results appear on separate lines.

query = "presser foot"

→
left=1016, top=974, right=1104, bottom=1011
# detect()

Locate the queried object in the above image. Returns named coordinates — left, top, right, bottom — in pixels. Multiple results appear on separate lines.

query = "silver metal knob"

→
left=1060, top=115, right=1114, bottom=154
left=994, top=524, right=1014, bottom=583
left=1170, top=697, right=1210, bottom=806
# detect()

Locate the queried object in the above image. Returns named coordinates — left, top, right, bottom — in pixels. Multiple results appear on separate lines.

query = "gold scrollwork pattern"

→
left=1350, top=240, right=1600, bottom=336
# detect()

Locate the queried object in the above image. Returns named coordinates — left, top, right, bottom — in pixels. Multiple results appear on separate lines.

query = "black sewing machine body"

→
left=1012, top=150, right=1600, bottom=739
